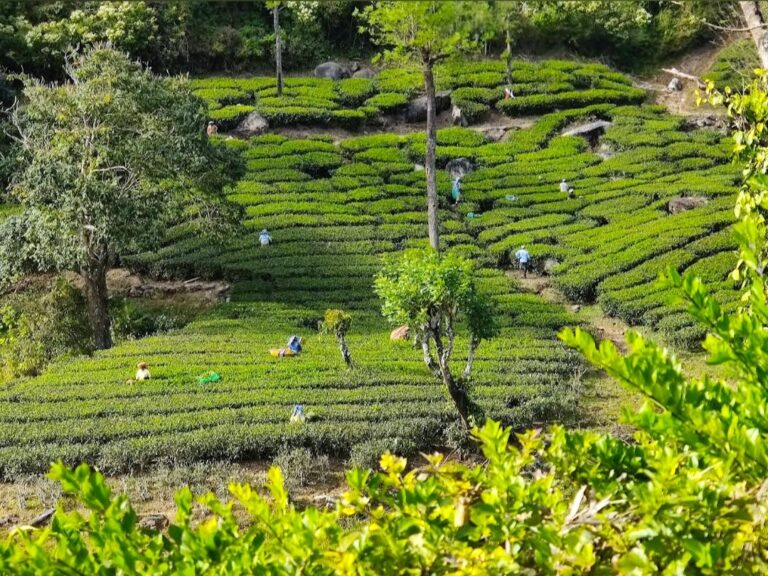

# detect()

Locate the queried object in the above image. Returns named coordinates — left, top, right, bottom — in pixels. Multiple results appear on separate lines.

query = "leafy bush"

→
left=0, top=278, right=91, bottom=380
left=364, top=92, right=409, bottom=112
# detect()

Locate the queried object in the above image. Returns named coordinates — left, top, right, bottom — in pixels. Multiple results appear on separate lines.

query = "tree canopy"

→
left=1, top=46, right=234, bottom=348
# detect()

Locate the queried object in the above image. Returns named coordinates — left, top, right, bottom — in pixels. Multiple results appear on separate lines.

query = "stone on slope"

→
left=405, top=91, right=451, bottom=123
left=314, top=61, right=351, bottom=80
left=446, top=157, right=474, bottom=179
left=232, top=111, right=269, bottom=137
left=668, top=196, right=709, bottom=214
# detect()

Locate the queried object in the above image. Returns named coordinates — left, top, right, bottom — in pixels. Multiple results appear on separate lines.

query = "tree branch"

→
left=662, top=68, right=706, bottom=89
left=702, top=20, right=767, bottom=32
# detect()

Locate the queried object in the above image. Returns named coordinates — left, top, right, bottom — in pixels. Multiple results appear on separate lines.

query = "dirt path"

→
left=506, top=268, right=641, bottom=434
left=636, top=36, right=744, bottom=116
left=507, top=269, right=629, bottom=353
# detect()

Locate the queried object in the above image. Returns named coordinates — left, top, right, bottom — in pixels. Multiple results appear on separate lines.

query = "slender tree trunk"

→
left=82, top=262, right=112, bottom=350
left=432, top=327, right=470, bottom=429
left=741, top=1, right=768, bottom=68
left=505, top=23, right=513, bottom=87
left=421, top=334, right=442, bottom=379
left=423, top=58, right=440, bottom=252
left=274, top=4, right=283, bottom=97
left=463, top=335, right=480, bottom=381
left=337, top=335, right=353, bottom=368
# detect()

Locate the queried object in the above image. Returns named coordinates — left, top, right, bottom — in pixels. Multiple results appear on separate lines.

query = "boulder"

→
left=445, top=157, right=474, bottom=179
left=405, top=90, right=451, bottom=123
left=667, top=77, right=683, bottom=92
left=232, top=111, right=269, bottom=138
left=314, top=61, right=351, bottom=80
left=352, top=67, right=376, bottom=79
left=543, top=258, right=560, bottom=275
left=561, top=120, right=612, bottom=139
left=414, top=163, right=424, bottom=172
left=485, top=128, right=507, bottom=142
left=29, top=509, right=55, bottom=528
left=668, top=196, right=708, bottom=214
left=570, top=305, right=581, bottom=313
left=390, top=325, right=409, bottom=341
left=139, top=514, right=169, bottom=531
left=451, top=105, right=467, bottom=127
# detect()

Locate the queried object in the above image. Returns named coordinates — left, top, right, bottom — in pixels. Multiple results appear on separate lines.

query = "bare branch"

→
left=662, top=68, right=706, bottom=89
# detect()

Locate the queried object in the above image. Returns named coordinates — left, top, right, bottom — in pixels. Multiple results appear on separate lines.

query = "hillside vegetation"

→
left=0, top=59, right=741, bottom=478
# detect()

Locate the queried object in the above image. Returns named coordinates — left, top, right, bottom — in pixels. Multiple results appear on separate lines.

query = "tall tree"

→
left=375, top=249, right=497, bottom=429
left=359, top=1, right=488, bottom=252
left=740, top=1, right=768, bottom=69
left=490, top=1, right=528, bottom=86
left=268, top=1, right=284, bottom=96
left=1, top=47, right=233, bottom=349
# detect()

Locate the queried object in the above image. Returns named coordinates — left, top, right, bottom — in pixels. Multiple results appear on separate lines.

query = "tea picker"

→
left=515, top=246, right=531, bottom=279
left=290, top=404, right=306, bottom=424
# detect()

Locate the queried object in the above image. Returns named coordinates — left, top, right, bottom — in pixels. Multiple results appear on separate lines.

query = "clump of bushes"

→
left=0, top=277, right=92, bottom=380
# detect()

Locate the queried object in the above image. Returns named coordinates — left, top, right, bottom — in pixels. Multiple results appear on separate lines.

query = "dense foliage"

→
left=0, top=278, right=91, bottom=380
left=0, top=1, right=738, bottom=79
left=0, top=60, right=741, bottom=476
left=375, top=249, right=497, bottom=426
left=0, top=47, right=234, bottom=349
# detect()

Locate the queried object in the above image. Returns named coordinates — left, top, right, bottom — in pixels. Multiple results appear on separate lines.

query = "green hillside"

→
left=0, top=61, right=739, bottom=478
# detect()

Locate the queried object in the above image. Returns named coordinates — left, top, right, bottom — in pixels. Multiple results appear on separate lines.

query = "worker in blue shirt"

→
left=515, top=246, right=531, bottom=278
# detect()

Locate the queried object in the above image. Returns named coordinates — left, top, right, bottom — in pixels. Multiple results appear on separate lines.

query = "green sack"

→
left=198, top=371, right=221, bottom=385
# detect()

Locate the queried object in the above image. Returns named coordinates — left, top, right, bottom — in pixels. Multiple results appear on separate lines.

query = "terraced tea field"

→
left=0, top=61, right=739, bottom=478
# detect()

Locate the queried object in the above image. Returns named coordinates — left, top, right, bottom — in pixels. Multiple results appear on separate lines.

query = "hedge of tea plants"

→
left=0, top=62, right=738, bottom=477
left=191, top=59, right=645, bottom=129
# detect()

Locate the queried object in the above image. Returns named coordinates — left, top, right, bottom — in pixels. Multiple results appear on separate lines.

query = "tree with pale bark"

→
left=374, top=249, right=497, bottom=429
left=1, top=47, right=234, bottom=350
left=358, top=1, right=489, bottom=252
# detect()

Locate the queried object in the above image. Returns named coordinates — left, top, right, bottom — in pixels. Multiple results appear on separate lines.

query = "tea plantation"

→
left=0, top=61, right=739, bottom=478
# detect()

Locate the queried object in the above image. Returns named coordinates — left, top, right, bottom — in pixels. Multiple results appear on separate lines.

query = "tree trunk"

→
left=338, top=336, right=353, bottom=368
left=423, top=59, right=440, bottom=252
left=432, top=326, right=470, bottom=429
left=82, top=263, right=112, bottom=350
left=505, top=22, right=513, bottom=87
left=440, top=361, right=471, bottom=429
left=274, top=4, right=283, bottom=97
left=741, top=1, right=768, bottom=68
left=421, top=335, right=442, bottom=379
left=462, top=335, right=480, bottom=381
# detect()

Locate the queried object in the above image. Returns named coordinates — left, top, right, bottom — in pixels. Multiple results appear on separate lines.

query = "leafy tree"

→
left=322, top=308, right=353, bottom=368
left=1, top=47, right=233, bottom=349
left=359, top=1, right=489, bottom=251
left=374, top=249, right=497, bottom=428
left=489, top=1, right=529, bottom=86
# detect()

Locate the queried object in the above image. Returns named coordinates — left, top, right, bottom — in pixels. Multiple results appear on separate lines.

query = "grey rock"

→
left=445, top=157, right=474, bottom=179
left=570, top=305, right=581, bottom=313
left=451, top=105, right=467, bottom=127
left=139, top=514, right=169, bottom=531
left=406, top=90, right=451, bottom=123
left=561, top=120, right=612, bottom=138
left=232, top=111, right=269, bottom=138
left=352, top=67, right=376, bottom=79
left=667, top=77, right=683, bottom=92
left=543, top=258, right=560, bottom=275
left=485, top=128, right=507, bottom=142
left=30, top=509, right=55, bottom=528
left=314, top=61, right=351, bottom=80
left=668, top=196, right=708, bottom=214
left=414, top=163, right=425, bottom=172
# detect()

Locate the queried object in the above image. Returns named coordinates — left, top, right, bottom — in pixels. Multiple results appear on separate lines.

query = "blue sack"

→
left=287, top=335, right=302, bottom=353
